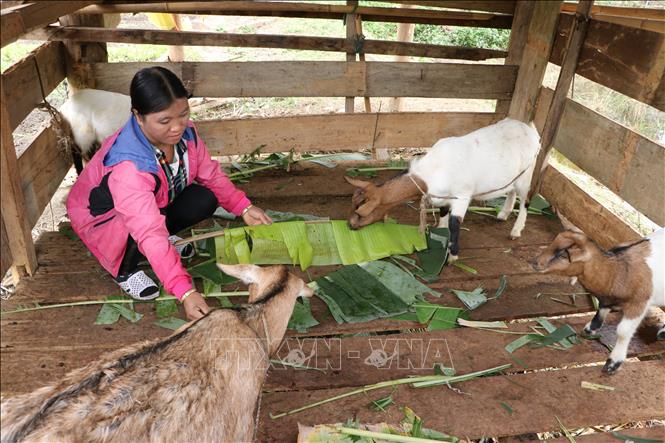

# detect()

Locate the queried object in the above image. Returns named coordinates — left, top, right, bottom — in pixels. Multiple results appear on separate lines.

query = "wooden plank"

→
left=258, top=360, right=665, bottom=441
left=560, top=3, right=665, bottom=20
left=196, top=112, right=501, bottom=155
left=544, top=427, right=665, bottom=443
left=382, top=1, right=516, bottom=15
left=537, top=87, right=665, bottom=226
left=0, top=41, right=66, bottom=131
left=496, top=0, right=536, bottom=116
left=0, top=98, right=37, bottom=275
left=528, top=1, right=593, bottom=200
left=551, top=14, right=665, bottom=111
left=540, top=164, right=642, bottom=250
left=29, top=26, right=507, bottom=61
left=508, top=1, right=562, bottom=122
left=0, top=1, right=93, bottom=48
left=3, top=311, right=663, bottom=395
left=88, top=62, right=518, bottom=99
left=80, top=2, right=514, bottom=29
left=60, top=13, right=108, bottom=90
left=17, top=123, right=73, bottom=229
left=0, top=216, right=12, bottom=277
left=267, top=313, right=665, bottom=391
left=593, top=14, right=665, bottom=34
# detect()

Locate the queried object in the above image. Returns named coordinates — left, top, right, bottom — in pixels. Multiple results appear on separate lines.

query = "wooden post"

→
left=0, top=97, right=38, bottom=279
left=389, top=4, right=416, bottom=113
left=507, top=0, right=562, bottom=123
left=345, top=0, right=358, bottom=113
left=529, top=1, right=593, bottom=199
left=495, top=0, right=535, bottom=117
left=354, top=14, right=371, bottom=113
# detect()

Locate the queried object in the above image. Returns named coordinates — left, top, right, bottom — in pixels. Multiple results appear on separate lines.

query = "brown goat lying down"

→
left=533, top=229, right=664, bottom=374
left=1, top=264, right=312, bottom=443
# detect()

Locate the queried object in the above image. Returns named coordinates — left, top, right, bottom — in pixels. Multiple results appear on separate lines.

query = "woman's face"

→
left=135, top=97, right=190, bottom=148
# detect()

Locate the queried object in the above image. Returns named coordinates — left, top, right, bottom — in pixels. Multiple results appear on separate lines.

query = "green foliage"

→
left=363, top=23, right=509, bottom=50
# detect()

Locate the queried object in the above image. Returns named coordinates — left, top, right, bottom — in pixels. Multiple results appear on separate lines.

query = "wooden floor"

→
left=2, top=164, right=664, bottom=441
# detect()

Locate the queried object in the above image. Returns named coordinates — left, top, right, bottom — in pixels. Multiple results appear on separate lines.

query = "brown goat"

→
left=1, top=264, right=312, bottom=443
left=533, top=229, right=664, bottom=374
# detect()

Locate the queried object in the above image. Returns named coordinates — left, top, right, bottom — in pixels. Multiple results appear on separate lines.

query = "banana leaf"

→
left=416, top=227, right=450, bottom=277
left=331, top=220, right=425, bottom=265
left=359, top=260, right=440, bottom=304
left=305, top=222, right=342, bottom=266
left=287, top=297, right=319, bottom=333
left=315, top=277, right=380, bottom=323
left=215, top=220, right=425, bottom=270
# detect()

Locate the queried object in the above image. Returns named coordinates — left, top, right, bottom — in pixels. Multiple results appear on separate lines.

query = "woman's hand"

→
left=242, top=205, right=273, bottom=226
left=182, top=291, right=210, bottom=321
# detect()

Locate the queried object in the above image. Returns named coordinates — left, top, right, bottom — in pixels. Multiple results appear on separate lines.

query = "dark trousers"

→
left=118, top=184, right=217, bottom=276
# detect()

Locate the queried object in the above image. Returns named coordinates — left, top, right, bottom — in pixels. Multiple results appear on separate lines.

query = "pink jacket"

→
left=66, top=118, right=250, bottom=299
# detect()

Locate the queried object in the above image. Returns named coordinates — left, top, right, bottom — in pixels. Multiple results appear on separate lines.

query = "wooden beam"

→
left=0, top=41, right=66, bottom=131
left=79, top=2, right=513, bottom=28
left=17, top=123, right=73, bottom=228
left=195, top=112, right=502, bottom=156
left=550, top=14, right=665, bottom=111
left=593, top=14, right=665, bottom=33
left=382, top=1, right=516, bottom=15
left=0, top=97, right=37, bottom=276
left=87, top=61, right=517, bottom=99
left=560, top=3, right=665, bottom=20
left=495, top=0, right=536, bottom=116
left=536, top=88, right=665, bottom=226
left=508, top=1, right=562, bottom=122
left=540, top=164, right=642, bottom=250
left=28, top=26, right=507, bottom=61
left=529, top=1, right=593, bottom=199
left=0, top=1, right=93, bottom=48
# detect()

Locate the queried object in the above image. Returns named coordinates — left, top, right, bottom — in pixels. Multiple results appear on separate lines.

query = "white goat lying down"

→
left=346, top=118, right=541, bottom=260
left=59, top=88, right=131, bottom=173
left=1, top=264, right=312, bottom=443
left=533, top=228, right=665, bottom=374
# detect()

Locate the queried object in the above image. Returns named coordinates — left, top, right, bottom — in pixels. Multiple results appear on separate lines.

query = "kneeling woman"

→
left=67, top=67, right=272, bottom=320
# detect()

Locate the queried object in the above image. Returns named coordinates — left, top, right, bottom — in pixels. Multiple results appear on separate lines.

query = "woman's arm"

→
left=191, top=130, right=251, bottom=215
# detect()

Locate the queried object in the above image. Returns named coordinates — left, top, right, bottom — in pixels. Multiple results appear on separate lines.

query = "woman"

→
left=67, top=67, right=272, bottom=320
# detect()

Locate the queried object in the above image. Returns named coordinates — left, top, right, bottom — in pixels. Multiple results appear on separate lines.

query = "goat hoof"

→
left=497, top=212, right=509, bottom=221
left=602, top=358, right=622, bottom=374
left=583, top=326, right=598, bottom=335
left=447, top=254, right=459, bottom=264
left=657, top=329, right=665, bottom=340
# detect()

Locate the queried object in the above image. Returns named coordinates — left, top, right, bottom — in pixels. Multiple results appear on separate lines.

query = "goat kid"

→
left=346, top=118, right=541, bottom=261
left=533, top=229, right=664, bottom=374
left=59, top=87, right=131, bottom=173
left=1, top=264, right=312, bottom=443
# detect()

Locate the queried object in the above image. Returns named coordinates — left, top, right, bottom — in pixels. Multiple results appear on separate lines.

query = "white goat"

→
left=59, top=87, right=131, bottom=172
left=533, top=228, right=665, bottom=373
left=346, top=118, right=541, bottom=260
left=1, top=264, right=312, bottom=443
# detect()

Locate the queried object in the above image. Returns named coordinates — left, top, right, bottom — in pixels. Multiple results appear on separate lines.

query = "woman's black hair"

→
left=130, top=66, right=191, bottom=115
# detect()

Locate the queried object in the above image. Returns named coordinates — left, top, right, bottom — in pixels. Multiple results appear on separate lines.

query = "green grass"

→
left=107, top=43, right=168, bottom=62
left=1, top=42, right=41, bottom=73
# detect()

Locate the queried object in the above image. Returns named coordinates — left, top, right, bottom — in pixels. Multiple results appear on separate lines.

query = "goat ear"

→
left=217, top=263, right=261, bottom=284
left=356, top=200, right=379, bottom=217
left=345, top=176, right=373, bottom=189
left=561, top=230, right=589, bottom=248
